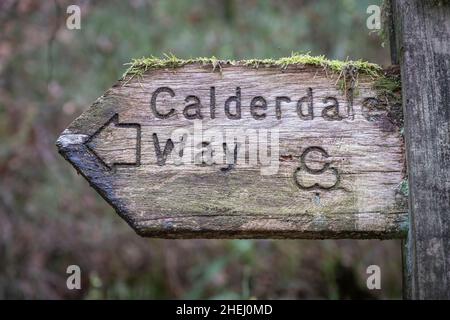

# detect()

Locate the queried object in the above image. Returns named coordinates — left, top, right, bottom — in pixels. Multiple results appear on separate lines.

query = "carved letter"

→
left=346, top=88, right=355, bottom=120
left=322, top=96, right=343, bottom=121
left=183, top=95, right=203, bottom=120
left=153, top=133, right=174, bottom=165
left=195, top=142, right=214, bottom=166
left=297, top=88, right=314, bottom=120
left=225, top=87, right=241, bottom=120
left=275, top=96, right=290, bottom=120
left=151, top=87, right=176, bottom=119
left=250, top=96, right=267, bottom=120
left=362, top=97, right=384, bottom=121
left=210, top=87, right=216, bottom=119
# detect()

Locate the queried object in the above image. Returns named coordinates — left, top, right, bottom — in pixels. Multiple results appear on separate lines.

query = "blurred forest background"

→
left=0, top=0, right=403, bottom=299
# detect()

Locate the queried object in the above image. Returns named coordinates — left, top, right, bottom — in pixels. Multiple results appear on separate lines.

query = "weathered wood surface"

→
left=57, top=64, right=407, bottom=238
left=392, top=0, right=450, bottom=299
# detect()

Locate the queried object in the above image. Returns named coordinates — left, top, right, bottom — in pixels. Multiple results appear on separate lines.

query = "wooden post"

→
left=391, top=0, right=450, bottom=299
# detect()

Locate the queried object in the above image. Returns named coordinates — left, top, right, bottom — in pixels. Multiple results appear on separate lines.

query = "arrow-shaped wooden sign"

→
left=85, top=114, right=141, bottom=169
left=57, top=56, right=408, bottom=238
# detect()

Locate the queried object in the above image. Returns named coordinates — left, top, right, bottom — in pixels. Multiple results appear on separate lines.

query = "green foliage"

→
left=399, top=180, right=409, bottom=197
left=372, top=69, right=403, bottom=126
left=373, top=75, right=401, bottom=95
left=184, top=240, right=256, bottom=299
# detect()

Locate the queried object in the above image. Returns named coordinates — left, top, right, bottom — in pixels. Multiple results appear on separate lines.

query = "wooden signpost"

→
left=57, top=58, right=407, bottom=238
left=56, top=0, right=450, bottom=299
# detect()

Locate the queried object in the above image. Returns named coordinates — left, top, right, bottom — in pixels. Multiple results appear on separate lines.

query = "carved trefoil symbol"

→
left=293, top=146, right=340, bottom=190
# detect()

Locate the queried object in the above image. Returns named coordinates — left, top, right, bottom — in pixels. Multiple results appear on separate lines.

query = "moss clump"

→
left=123, top=53, right=229, bottom=79
left=122, top=52, right=382, bottom=80
left=399, top=180, right=409, bottom=196
left=241, top=54, right=381, bottom=77
left=372, top=66, right=403, bottom=127
left=396, top=179, right=409, bottom=198
left=373, top=73, right=401, bottom=96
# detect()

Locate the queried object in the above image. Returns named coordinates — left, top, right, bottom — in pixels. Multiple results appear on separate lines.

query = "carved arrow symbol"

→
left=85, top=114, right=141, bottom=170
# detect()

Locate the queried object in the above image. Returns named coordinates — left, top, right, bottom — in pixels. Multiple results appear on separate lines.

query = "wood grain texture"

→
left=392, top=0, right=450, bottom=299
left=57, top=64, right=408, bottom=238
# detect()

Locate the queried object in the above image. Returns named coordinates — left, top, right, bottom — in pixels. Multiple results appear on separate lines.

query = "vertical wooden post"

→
left=391, top=0, right=450, bottom=299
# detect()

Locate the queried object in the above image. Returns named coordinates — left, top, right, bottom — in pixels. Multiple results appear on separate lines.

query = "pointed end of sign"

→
left=56, top=131, right=89, bottom=161
left=56, top=131, right=89, bottom=149
left=55, top=131, right=89, bottom=177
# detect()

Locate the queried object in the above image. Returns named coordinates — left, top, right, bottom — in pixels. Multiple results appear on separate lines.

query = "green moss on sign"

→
left=123, top=52, right=382, bottom=79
